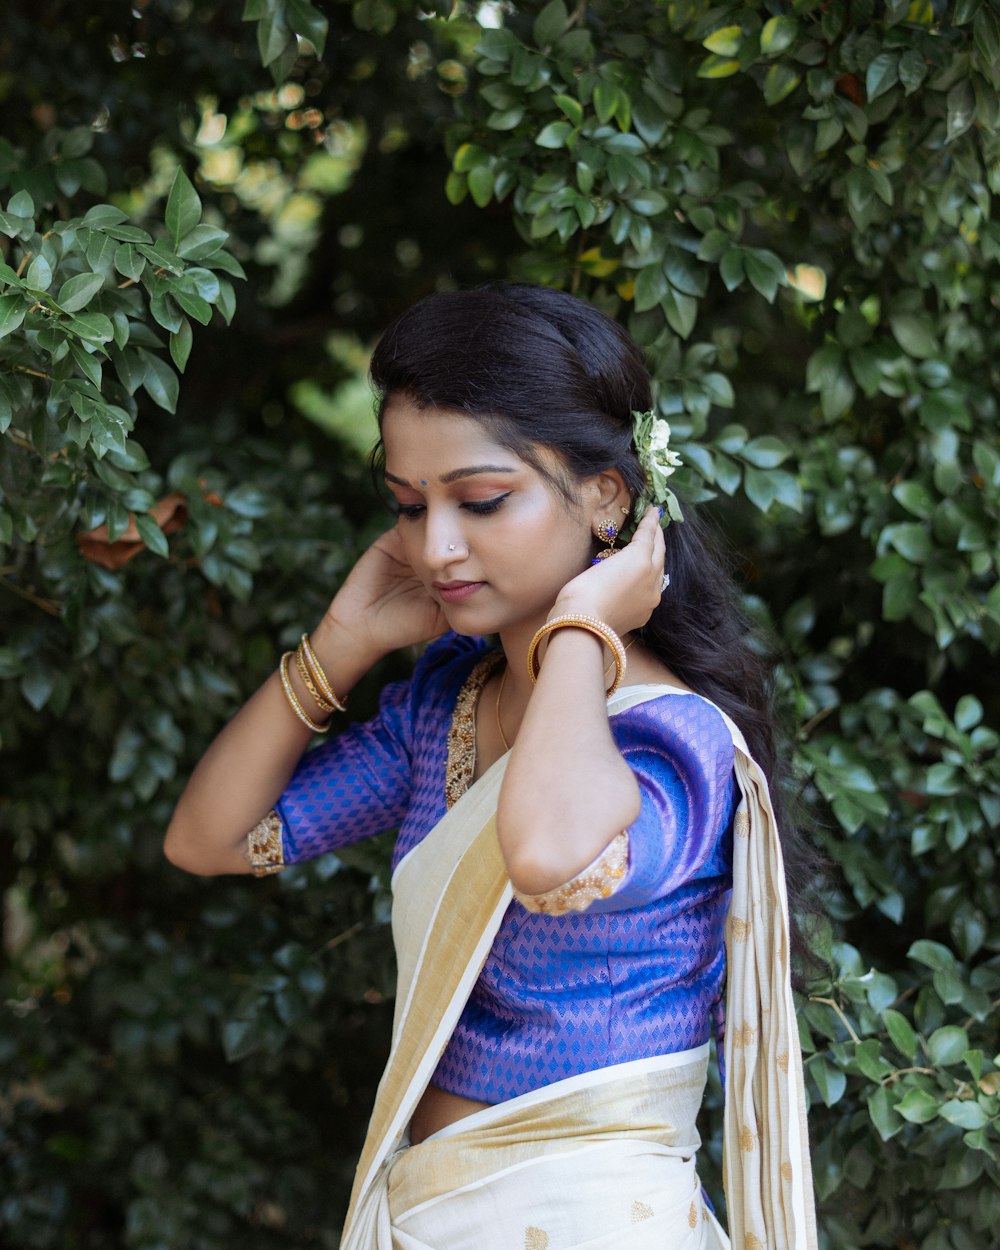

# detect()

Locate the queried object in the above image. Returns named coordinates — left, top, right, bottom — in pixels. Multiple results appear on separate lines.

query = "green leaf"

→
left=946, top=79, right=976, bottom=143
left=139, top=350, right=179, bottom=413
left=908, top=939, right=958, bottom=973
left=467, top=165, right=493, bottom=208
left=896, top=1087, right=939, bottom=1123
left=939, top=1099, right=988, bottom=1130
left=536, top=121, right=572, bottom=149
left=67, top=312, right=115, bottom=344
left=927, top=1026, right=970, bottom=1066
left=742, top=436, right=789, bottom=468
left=8, top=190, right=34, bottom=216
left=135, top=513, right=170, bottom=558
left=0, top=293, right=26, bottom=337
left=883, top=1009, right=918, bottom=1059
left=703, top=25, right=742, bottom=57
left=899, top=48, right=928, bottom=94
left=744, top=249, right=784, bottom=302
left=763, top=63, right=802, bottom=105
left=809, top=1057, right=847, bottom=1106
left=884, top=522, right=932, bottom=563
left=487, top=108, right=524, bottom=131
left=698, top=54, right=741, bottom=79
left=170, top=319, right=193, bottom=372
left=890, top=312, right=938, bottom=359
left=866, top=53, right=899, bottom=101
left=954, top=695, right=982, bottom=731
left=760, top=15, right=797, bottom=56
left=553, top=94, right=583, bottom=127
left=56, top=271, right=105, bottom=313
left=286, top=0, right=328, bottom=56
left=26, top=254, right=53, bottom=291
left=634, top=265, right=667, bottom=312
left=68, top=340, right=103, bottom=388
left=719, top=248, right=744, bottom=291
left=114, top=242, right=146, bottom=282
left=176, top=224, right=228, bottom=261
left=533, top=0, right=568, bottom=48
left=165, top=168, right=202, bottom=250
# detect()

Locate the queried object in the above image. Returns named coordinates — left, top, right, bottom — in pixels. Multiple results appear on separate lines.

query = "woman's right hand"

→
left=322, top=525, right=449, bottom=659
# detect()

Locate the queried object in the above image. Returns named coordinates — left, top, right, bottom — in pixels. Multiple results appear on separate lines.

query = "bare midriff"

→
left=409, top=1083, right=492, bottom=1145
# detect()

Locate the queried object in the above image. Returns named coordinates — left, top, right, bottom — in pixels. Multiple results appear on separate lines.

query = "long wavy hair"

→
left=368, top=282, right=818, bottom=938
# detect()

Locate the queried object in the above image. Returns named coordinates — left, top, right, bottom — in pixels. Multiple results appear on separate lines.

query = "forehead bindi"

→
left=381, top=404, right=520, bottom=487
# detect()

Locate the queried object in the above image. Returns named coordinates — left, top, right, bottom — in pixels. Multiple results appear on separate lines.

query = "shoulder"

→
left=609, top=688, right=735, bottom=774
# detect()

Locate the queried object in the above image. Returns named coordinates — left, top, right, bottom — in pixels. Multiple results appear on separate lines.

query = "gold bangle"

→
left=526, top=614, right=627, bottom=696
left=299, top=633, right=347, bottom=713
left=295, top=645, right=336, bottom=714
left=279, top=651, right=331, bottom=733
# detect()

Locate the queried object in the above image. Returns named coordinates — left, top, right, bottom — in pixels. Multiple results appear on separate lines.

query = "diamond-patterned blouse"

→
left=276, top=632, right=735, bottom=1103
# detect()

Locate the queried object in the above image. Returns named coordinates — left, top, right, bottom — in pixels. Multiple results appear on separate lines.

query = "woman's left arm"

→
left=496, top=508, right=667, bottom=895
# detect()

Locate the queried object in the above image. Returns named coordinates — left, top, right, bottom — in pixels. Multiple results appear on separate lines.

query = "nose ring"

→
left=448, top=544, right=456, bottom=552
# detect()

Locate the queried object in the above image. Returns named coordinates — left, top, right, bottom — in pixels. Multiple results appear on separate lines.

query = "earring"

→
left=591, top=517, right=620, bottom=564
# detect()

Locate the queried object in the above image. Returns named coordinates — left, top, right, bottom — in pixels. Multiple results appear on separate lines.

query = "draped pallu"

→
left=339, top=688, right=818, bottom=1250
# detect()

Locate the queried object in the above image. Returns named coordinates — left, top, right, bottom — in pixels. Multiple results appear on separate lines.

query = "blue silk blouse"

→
left=276, top=633, right=735, bottom=1104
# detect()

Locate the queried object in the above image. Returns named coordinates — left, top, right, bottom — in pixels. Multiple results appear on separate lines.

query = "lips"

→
left=432, top=580, right=486, bottom=604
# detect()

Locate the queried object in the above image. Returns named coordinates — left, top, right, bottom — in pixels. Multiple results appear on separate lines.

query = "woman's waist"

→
left=390, top=1050, right=711, bottom=1221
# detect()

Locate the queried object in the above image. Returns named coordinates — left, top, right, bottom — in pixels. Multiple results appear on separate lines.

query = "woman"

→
left=165, top=283, right=817, bottom=1250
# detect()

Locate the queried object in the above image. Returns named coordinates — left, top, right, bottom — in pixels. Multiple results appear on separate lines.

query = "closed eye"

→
left=393, top=503, right=425, bottom=520
left=463, top=493, right=511, bottom=515
left=392, top=494, right=511, bottom=521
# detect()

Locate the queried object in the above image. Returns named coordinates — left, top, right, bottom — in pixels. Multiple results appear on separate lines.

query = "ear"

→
left=583, top=468, right=632, bottom=522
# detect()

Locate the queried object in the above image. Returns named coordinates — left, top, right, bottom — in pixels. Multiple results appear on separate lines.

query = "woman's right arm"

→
left=163, top=527, right=449, bottom=877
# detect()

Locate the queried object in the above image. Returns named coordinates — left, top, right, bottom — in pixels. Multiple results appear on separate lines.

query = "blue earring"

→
left=591, top=517, right=620, bottom=564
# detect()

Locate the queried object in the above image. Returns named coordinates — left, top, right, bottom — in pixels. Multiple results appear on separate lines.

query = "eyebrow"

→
left=384, top=465, right=517, bottom=487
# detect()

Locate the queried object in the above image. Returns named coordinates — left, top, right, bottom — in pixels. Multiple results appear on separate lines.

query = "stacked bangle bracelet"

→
left=278, top=633, right=347, bottom=733
left=526, top=613, right=628, bottom=696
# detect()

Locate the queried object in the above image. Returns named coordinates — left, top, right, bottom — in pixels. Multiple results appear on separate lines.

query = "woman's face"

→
left=381, top=396, right=598, bottom=637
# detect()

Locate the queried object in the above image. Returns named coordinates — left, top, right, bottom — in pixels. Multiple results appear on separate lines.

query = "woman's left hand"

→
left=552, top=506, right=666, bottom=636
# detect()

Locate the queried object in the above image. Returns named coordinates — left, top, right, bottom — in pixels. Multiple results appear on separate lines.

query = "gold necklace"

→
left=495, top=664, right=510, bottom=752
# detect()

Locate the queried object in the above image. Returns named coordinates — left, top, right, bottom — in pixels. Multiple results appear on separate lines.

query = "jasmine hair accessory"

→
left=627, top=409, right=684, bottom=535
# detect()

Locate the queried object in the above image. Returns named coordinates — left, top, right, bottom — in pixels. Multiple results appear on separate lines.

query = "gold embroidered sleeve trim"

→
left=512, top=829, right=630, bottom=915
left=246, top=809, right=285, bottom=876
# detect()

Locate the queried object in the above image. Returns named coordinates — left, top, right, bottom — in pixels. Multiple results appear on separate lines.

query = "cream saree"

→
left=339, top=687, right=818, bottom=1250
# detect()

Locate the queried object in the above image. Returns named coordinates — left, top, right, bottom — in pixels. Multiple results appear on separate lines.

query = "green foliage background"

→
left=1, top=2, right=998, bottom=1246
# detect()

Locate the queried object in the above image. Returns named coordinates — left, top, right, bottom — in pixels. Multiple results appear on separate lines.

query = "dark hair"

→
left=369, top=282, right=819, bottom=946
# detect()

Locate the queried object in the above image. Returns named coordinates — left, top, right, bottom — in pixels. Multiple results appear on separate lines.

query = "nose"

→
left=422, top=509, right=466, bottom=568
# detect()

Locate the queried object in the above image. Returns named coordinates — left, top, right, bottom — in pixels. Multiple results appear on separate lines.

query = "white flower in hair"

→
left=648, top=418, right=673, bottom=451
left=627, top=407, right=684, bottom=532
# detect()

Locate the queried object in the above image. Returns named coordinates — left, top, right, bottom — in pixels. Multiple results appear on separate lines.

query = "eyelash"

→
left=394, top=493, right=511, bottom=521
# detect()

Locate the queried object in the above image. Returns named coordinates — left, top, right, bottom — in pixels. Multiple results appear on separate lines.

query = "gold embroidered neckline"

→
left=444, top=651, right=504, bottom=809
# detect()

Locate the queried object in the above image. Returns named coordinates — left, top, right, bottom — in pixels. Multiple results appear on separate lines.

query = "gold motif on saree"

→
left=730, top=916, right=751, bottom=942
left=523, top=1227, right=549, bottom=1249
left=630, top=1200, right=654, bottom=1222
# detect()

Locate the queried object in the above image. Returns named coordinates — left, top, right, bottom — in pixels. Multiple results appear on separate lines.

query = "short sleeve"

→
left=585, top=692, right=736, bottom=912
